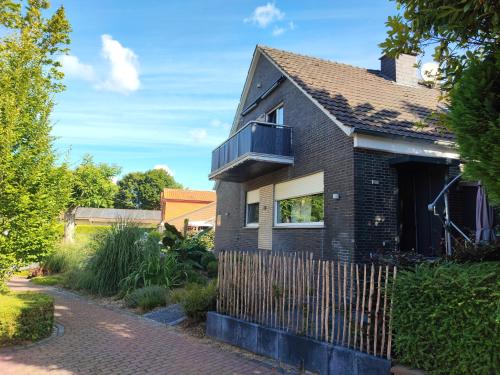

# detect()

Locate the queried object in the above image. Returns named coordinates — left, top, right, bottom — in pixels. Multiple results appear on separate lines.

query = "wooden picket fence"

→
left=216, top=250, right=397, bottom=359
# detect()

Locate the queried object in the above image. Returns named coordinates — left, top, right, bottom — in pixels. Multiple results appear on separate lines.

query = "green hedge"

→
left=392, top=262, right=500, bottom=375
left=0, top=292, right=54, bottom=346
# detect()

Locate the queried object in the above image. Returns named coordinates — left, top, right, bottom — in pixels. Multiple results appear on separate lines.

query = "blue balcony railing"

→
left=209, top=121, right=293, bottom=181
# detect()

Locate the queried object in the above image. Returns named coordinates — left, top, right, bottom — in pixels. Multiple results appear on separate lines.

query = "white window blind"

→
left=274, top=172, right=324, bottom=200
left=246, top=189, right=260, bottom=204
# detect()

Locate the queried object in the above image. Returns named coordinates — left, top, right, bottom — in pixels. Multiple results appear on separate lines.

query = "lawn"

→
left=31, top=275, right=64, bottom=286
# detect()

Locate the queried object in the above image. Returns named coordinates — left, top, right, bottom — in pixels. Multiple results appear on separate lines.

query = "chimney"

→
left=380, top=53, right=419, bottom=87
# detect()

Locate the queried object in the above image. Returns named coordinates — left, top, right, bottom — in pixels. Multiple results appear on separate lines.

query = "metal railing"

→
left=211, top=121, right=292, bottom=173
left=427, top=173, right=472, bottom=255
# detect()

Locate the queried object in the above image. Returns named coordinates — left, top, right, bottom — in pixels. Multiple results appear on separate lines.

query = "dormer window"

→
left=267, top=104, right=284, bottom=125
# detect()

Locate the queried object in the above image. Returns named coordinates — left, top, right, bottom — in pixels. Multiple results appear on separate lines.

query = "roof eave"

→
left=351, top=127, right=456, bottom=146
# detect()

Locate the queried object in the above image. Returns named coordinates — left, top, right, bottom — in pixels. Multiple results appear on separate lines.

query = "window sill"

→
left=243, top=225, right=259, bottom=229
left=273, top=224, right=324, bottom=229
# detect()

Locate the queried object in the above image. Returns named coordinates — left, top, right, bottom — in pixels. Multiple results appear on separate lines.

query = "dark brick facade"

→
left=215, top=56, right=355, bottom=260
left=214, top=54, right=461, bottom=261
left=353, top=149, right=399, bottom=262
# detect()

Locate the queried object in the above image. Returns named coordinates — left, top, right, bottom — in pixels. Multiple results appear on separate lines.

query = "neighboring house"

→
left=160, top=188, right=216, bottom=232
left=168, top=201, right=216, bottom=234
left=210, top=46, right=477, bottom=261
left=75, top=207, right=161, bottom=226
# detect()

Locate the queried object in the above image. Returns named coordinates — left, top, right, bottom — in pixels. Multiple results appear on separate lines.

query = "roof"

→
left=161, top=188, right=216, bottom=202
left=257, top=46, right=452, bottom=141
left=75, top=207, right=161, bottom=221
left=167, top=201, right=216, bottom=228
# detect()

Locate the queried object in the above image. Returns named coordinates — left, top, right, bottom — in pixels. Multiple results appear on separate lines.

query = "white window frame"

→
left=266, top=103, right=284, bottom=125
left=273, top=172, right=325, bottom=228
left=245, top=189, right=260, bottom=227
left=274, top=193, right=325, bottom=228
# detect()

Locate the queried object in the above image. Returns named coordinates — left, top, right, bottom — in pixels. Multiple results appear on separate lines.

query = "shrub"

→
left=119, top=239, right=182, bottom=292
left=451, top=240, right=500, bottom=263
left=87, top=224, right=146, bottom=296
left=200, top=252, right=217, bottom=268
left=195, top=228, right=214, bottom=251
left=162, top=223, right=184, bottom=248
left=206, top=260, right=218, bottom=278
left=184, top=270, right=209, bottom=285
left=63, top=267, right=96, bottom=291
left=173, top=280, right=217, bottom=322
left=0, top=292, right=54, bottom=346
left=147, top=230, right=162, bottom=243
left=392, top=262, right=500, bottom=375
left=123, top=285, right=169, bottom=311
left=42, top=243, right=89, bottom=274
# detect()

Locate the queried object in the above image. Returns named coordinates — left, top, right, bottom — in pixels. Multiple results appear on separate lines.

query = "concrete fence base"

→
left=206, top=312, right=391, bottom=375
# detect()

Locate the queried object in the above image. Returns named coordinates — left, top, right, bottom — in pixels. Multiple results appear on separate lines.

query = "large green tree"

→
left=380, top=0, right=500, bottom=91
left=381, top=0, right=500, bottom=203
left=0, top=0, right=71, bottom=278
left=63, top=155, right=121, bottom=243
left=115, top=169, right=182, bottom=210
left=447, top=53, right=500, bottom=204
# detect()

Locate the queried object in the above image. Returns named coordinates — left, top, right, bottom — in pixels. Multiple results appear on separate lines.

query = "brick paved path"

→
left=0, top=278, right=286, bottom=375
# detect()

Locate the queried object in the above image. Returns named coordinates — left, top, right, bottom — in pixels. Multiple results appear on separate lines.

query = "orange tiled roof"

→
left=162, top=189, right=216, bottom=202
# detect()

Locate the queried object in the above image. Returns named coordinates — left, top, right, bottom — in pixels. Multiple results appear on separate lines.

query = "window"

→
left=276, top=193, right=324, bottom=224
left=267, top=104, right=284, bottom=125
left=245, top=189, right=260, bottom=226
left=274, top=172, right=324, bottom=227
left=246, top=203, right=259, bottom=225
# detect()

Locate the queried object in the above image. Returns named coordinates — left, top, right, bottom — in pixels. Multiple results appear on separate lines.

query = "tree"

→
left=381, top=0, right=500, bottom=202
left=0, top=0, right=71, bottom=278
left=63, top=155, right=121, bottom=243
left=447, top=53, right=500, bottom=204
left=115, top=169, right=182, bottom=210
left=380, top=1, right=500, bottom=91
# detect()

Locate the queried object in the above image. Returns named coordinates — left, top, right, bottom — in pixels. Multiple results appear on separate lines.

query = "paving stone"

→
left=143, top=304, right=186, bottom=325
left=0, top=278, right=288, bottom=375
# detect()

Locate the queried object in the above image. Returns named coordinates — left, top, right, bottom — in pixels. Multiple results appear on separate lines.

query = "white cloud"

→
left=99, top=34, right=140, bottom=94
left=154, top=164, right=175, bottom=176
left=421, top=62, right=439, bottom=81
left=210, top=119, right=230, bottom=129
left=245, top=3, right=284, bottom=28
left=288, top=21, right=295, bottom=30
left=272, top=27, right=285, bottom=36
left=59, top=55, right=96, bottom=81
left=189, top=128, right=208, bottom=143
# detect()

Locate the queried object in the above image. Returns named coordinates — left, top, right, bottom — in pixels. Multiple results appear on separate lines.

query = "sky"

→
left=49, top=0, right=411, bottom=190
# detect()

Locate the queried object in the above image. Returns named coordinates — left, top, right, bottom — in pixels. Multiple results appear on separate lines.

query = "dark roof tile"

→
left=259, top=46, right=453, bottom=141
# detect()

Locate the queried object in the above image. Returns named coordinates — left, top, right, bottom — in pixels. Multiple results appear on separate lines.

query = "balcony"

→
left=209, top=121, right=293, bottom=182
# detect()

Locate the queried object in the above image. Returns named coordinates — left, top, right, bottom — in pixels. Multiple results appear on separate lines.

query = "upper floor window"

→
left=267, top=104, right=284, bottom=125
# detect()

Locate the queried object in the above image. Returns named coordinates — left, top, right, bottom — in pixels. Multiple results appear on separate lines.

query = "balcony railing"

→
left=209, top=121, right=293, bottom=181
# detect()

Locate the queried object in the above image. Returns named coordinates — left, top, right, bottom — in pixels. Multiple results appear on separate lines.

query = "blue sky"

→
left=51, top=0, right=404, bottom=190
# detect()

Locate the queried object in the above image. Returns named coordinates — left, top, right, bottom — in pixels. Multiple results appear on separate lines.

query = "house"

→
left=160, top=188, right=216, bottom=232
left=210, top=46, right=477, bottom=261
left=74, top=207, right=161, bottom=226
left=167, top=201, right=216, bottom=234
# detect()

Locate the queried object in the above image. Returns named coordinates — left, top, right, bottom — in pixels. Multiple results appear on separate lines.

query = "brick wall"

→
left=258, top=185, right=273, bottom=250
left=380, top=54, right=418, bottom=87
left=353, top=149, right=399, bottom=262
left=215, top=55, right=355, bottom=260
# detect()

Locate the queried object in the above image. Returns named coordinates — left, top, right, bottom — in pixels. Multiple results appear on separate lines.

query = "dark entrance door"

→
left=397, top=163, right=447, bottom=256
